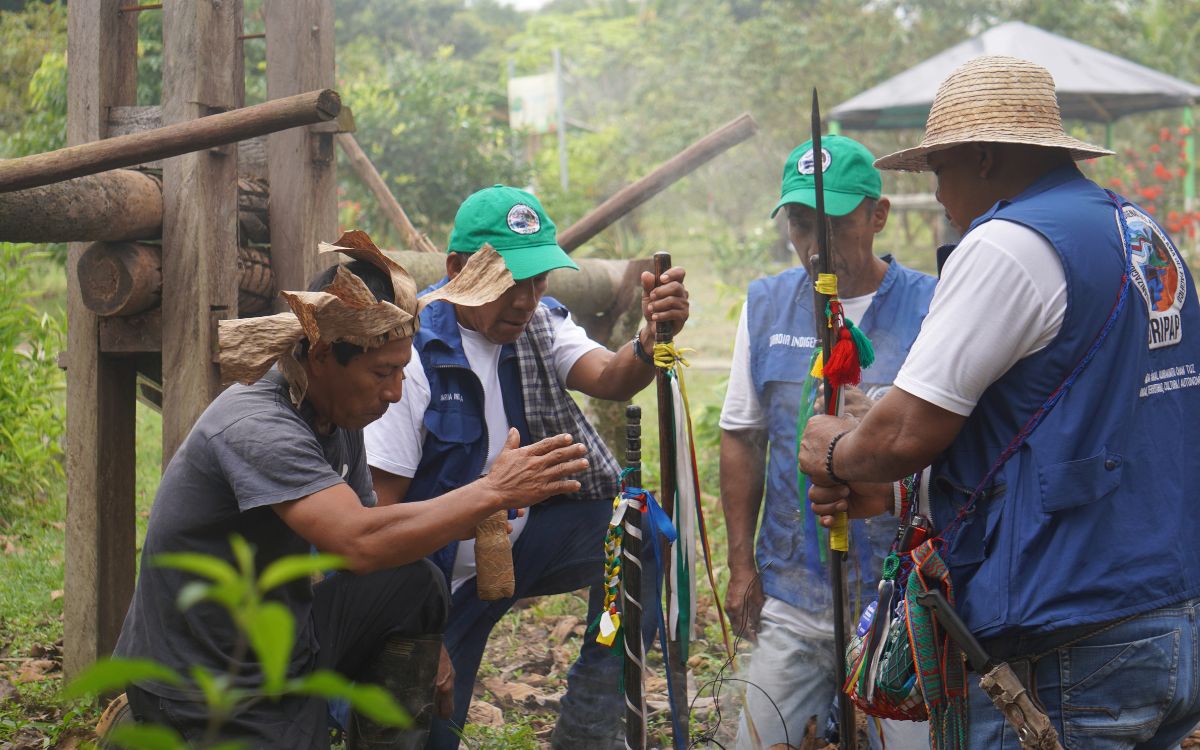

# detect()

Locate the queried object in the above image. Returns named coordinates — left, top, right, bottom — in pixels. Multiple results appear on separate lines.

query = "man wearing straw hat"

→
left=799, top=55, right=1200, bottom=746
left=365, top=185, right=691, bottom=749
left=720, top=134, right=934, bottom=750
left=113, top=235, right=590, bottom=749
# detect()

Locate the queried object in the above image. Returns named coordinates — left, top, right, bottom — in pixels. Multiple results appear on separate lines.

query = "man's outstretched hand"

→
left=483, top=429, right=588, bottom=509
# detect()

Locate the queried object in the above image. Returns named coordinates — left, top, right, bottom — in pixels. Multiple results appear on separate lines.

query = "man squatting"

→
left=365, top=185, right=690, bottom=749
left=113, top=239, right=592, bottom=748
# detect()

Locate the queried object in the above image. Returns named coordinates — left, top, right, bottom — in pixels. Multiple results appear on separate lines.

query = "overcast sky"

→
left=495, top=0, right=551, bottom=10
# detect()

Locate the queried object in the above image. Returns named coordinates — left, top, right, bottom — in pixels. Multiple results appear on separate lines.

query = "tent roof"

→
left=830, top=21, right=1200, bottom=130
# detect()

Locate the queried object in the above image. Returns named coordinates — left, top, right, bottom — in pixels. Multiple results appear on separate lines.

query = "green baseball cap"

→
left=770, top=135, right=882, bottom=218
left=447, top=185, right=579, bottom=281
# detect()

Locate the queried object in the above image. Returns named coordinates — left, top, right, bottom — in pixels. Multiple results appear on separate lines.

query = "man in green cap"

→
left=365, top=185, right=690, bottom=749
left=718, top=136, right=935, bottom=749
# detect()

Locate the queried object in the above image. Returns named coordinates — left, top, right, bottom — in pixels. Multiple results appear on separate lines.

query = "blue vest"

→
left=747, top=257, right=936, bottom=612
left=933, top=165, right=1200, bottom=639
left=404, top=287, right=563, bottom=580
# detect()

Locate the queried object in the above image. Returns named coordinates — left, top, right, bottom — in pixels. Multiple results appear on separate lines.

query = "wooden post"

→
left=63, top=0, right=139, bottom=680
left=160, top=0, right=243, bottom=464
left=266, top=0, right=337, bottom=302
left=336, top=133, right=439, bottom=254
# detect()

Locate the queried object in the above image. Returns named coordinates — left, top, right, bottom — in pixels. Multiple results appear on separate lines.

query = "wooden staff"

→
left=810, top=89, right=856, bottom=750
left=652, top=250, right=690, bottom=741
left=622, top=405, right=646, bottom=750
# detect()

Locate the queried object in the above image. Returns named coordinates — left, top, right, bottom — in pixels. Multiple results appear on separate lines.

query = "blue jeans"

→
left=968, top=597, right=1200, bottom=750
left=428, top=497, right=661, bottom=750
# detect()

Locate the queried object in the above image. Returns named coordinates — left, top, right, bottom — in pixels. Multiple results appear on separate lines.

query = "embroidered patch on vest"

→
left=506, top=204, right=540, bottom=235
left=1122, top=206, right=1186, bottom=349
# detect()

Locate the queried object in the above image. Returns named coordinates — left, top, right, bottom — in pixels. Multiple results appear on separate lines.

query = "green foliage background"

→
left=0, top=0, right=1198, bottom=743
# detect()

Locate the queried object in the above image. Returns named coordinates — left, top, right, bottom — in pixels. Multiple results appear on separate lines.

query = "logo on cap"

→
left=798, top=148, right=832, bottom=176
left=506, top=204, right=541, bottom=235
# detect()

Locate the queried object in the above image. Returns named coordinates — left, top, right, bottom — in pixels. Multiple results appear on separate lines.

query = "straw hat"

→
left=874, top=55, right=1113, bottom=172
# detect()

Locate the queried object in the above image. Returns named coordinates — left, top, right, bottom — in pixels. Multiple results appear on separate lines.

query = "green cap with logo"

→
left=447, top=185, right=579, bottom=281
left=770, top=134, right=882, bottom=218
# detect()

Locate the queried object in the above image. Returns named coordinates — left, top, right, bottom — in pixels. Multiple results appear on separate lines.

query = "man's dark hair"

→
left=298, top=260, right=397, bottom=366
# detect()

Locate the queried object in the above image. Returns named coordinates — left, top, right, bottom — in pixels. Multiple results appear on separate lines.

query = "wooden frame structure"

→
left=62, top=0, right=337, bottom=678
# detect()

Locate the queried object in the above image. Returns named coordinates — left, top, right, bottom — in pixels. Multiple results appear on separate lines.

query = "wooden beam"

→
left=266, top=0, right=337, bottom=302
left=558, top=113, right=758, bottom=252
left=63, top=0, right=139, bottom=681
left=99, top=309, right=163, bottom=353
left=160, top=0, right=243, bottom=464
left=0, top=89, right=339, bottom=194
left=336, top=133, right=439, bottom=253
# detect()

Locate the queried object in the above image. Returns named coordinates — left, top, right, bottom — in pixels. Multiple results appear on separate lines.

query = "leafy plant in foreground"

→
left=63, top=536, right=410, bottom=749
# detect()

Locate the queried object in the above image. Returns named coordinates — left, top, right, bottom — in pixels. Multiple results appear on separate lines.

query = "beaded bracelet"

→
left=825, top=430, right=851, bottom=486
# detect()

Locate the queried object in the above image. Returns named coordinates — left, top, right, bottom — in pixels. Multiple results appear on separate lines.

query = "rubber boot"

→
left=346, top=634, right=442, bottom=750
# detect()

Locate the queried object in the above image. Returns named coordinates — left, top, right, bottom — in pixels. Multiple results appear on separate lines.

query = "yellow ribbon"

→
left=814, top=272, right=838, bottom=296
left=652, top=341, right=693, bottom=370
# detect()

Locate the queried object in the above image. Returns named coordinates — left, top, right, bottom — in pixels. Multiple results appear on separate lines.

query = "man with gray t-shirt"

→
left=114, top=242, right=589, bottom=749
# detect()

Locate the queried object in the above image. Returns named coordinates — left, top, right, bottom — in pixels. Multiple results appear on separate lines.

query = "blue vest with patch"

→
left=747, top=257, right=936, bottom=613
left=404, top=286, right=566, bottom=580
left=932, top=164, right=1200, bottom=639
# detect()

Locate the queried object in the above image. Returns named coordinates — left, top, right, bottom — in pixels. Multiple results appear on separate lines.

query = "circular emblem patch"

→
left=1123, top=205, right=1187, bottom=350
left=506, top=204, right=540, bottom=235
left=798, top=148, right=832, bottom=175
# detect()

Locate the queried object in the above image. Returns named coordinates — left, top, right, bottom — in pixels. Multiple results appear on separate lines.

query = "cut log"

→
left=0, top=88, right=341, bottom=193
left=558, top=113, right=758, bottom=252
left=0, top=170, right=162, bottom=243
left=0, top=170, right=270, bottom=244
left=77, top=242, right=275, bottom=318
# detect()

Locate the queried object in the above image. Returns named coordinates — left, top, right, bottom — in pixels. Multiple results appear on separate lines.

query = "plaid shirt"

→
left=514, top=305, right=620, bottom=502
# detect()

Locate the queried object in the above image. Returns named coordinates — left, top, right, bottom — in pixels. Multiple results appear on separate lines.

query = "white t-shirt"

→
left=364, top=310, right=604, bottom=592
left=719, top=291, right=876, bottom=431
left=894, top=219, right=1067, bottom=415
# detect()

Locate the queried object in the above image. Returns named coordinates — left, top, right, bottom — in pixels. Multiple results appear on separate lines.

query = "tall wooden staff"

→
left=810, top=90, right=857, bottom=749
left=652, top=251, right=690, bottom=738
left=622, top=405, right=647, bottom=750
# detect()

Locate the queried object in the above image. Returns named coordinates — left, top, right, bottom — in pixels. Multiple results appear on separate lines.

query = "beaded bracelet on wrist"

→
left=825, top=430, right=851, bottom=486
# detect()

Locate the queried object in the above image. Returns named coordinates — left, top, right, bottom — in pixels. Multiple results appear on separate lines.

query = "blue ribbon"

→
left=623, top=487, right=687, bottom=749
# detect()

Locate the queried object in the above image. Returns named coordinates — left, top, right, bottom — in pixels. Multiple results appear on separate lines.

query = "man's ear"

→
left=307, top=340, right=332, bottom=371
left=446, top=252, right=465, bottom=280
left=976, top=143, right=996, bottom=179
left=871, top=197, right=891, bottom=233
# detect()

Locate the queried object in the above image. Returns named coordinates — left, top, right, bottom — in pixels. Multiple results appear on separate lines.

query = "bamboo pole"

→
left=0, top=89, right=341, bottom=193
left=558, top=113, right=758, bottom=252
left=336, top=133, right=440, bottom=254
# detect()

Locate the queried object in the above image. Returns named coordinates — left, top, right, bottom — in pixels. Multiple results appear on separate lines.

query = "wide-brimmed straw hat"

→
left=874, top=55, right=1113, bottom=172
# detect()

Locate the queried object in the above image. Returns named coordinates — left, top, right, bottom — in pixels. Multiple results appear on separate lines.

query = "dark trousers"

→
left=428, top=498, right=660, bottom=750
left=127, top=560, right=448, bottom=750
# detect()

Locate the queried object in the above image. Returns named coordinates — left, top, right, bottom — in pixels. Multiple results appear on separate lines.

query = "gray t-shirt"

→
left=114, top=372, right=374, bottom=699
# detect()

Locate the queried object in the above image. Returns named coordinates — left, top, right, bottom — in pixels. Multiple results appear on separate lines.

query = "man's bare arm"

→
left=275, top=431, right=586, bottom=574
left=719, top=428, right=767, bottom=640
